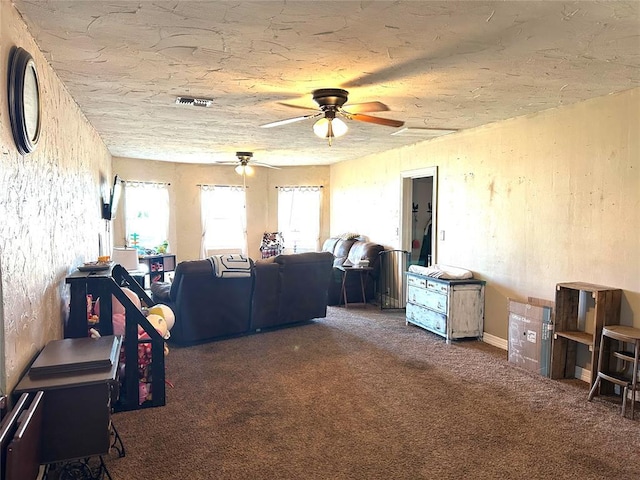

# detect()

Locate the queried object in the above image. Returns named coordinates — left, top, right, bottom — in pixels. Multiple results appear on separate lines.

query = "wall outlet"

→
left=439, top=230, right=445, bottom=241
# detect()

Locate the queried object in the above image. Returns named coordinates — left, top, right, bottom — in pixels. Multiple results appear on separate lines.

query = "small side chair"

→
left=588, top=325, right=640, bottom=420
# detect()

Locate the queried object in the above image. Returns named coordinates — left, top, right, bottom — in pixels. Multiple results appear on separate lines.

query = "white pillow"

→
left=408, top=264, right=473, bottom=280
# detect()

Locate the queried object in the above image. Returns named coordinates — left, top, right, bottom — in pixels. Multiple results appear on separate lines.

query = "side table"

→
left=337, top=266, right=374, bottom=307
left=14, top=336, right=125, bottom=477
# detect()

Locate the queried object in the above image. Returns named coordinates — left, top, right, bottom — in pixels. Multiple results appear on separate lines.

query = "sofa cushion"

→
left=273, top=252, right=334, bottom=325
left=170, top=259, right=214, bottom=301
left=324, top=238, right=356, bottom=269
left=334, top=238, right=357, bottom=258
left=168, top=259, right=253, bottom=345
left=251, top=251, right=333, bottom=330
left=321, top=237, right=340, bottom=254
left=150, top=281, right=172, bottom=302
left=251, top=261, right=280, bottom=330
left=322, top=236, right=385, bottom=306
left=347, top=241, right=384, bottom=272
left=255, top=255, right=277, bottom=265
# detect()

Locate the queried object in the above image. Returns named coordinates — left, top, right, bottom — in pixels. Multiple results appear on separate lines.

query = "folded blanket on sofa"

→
left=208, top=254, right=252, bottom=278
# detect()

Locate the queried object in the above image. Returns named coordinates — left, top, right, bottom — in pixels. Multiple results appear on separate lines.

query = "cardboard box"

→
left=508, top=299, right=553, bottom=377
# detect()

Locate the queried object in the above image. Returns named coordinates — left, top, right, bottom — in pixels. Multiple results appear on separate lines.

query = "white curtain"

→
left=200, top=185, right=247, bottom=258
left=277, top=186, right=322, bottom=253
left=200, top=187, right=208, bottom=259
left=123, top=182, right=170, bottom=251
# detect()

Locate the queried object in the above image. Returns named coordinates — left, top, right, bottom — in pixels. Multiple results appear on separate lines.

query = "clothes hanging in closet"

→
left=419, top=221, right=432, bottom=266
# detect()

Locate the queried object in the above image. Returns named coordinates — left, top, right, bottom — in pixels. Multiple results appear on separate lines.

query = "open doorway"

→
left=411, top=177, right=434, bottom=265
left=401, top=167, right=437, bottom=266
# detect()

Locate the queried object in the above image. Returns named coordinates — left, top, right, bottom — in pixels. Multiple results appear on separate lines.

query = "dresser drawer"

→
left=407, top=286, right=447, bottom=314
left=426, top=279, right=448, bottom=294
left=406, top=302, right=446, bottom=335
left=407, top=274, right=449, bottom=294
left=407, top=275, right=427, bottom=289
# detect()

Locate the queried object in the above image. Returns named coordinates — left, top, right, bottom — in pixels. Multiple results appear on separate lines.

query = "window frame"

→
left=200, top=184, right=247, bottom=257
left=277, top=185, right=323, bottom=254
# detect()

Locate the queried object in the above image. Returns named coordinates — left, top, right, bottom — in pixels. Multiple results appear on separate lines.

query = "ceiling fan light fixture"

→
left=235, top=164, right=254, bottom=176
left=313, top=117, right=348, bottom=143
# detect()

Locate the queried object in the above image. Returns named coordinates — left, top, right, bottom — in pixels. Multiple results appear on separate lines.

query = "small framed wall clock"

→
left=8, top=46, right=41, bottom=154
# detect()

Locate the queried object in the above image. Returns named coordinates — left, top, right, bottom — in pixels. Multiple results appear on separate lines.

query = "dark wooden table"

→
left=14, top=336, right=122, bottom=465
left=337, top=266, right=373, bottom=307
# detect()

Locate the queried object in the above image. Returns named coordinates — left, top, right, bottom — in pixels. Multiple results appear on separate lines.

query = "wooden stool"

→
left=588, top=325, right=640, bottom=419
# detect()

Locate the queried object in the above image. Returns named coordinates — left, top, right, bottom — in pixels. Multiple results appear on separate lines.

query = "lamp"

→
left=111, top=247, right=146, bottom=273
left=235, top=164, right=254, bottom=176
left=313, top=110, right=348, bottom=146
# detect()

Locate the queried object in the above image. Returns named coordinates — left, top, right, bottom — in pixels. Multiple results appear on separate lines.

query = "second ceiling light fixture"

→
left=216, top=152, right=281, bottom=176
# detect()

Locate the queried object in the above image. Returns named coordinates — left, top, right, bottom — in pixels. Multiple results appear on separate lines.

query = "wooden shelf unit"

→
left=139, top=254, right=176, bottom=285
left=65, top=265, right=166, bottom=411
left=550, top=282, right=622, bottom=391
left=554, top=330, right=593, bottom=345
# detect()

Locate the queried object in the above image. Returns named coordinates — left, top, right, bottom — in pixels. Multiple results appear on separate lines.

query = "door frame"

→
left=400, top=166, right=438, bottom=264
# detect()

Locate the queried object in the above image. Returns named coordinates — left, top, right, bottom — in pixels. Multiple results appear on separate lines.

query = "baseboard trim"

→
left=483, top=332, right=508, bottom=350
left=481, top=334, right=593, bottom=381
left=574, top=366, right=591, bottom=383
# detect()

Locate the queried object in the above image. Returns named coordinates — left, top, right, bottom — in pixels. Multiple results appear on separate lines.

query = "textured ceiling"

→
left=12, top=1, right=640, bottom=166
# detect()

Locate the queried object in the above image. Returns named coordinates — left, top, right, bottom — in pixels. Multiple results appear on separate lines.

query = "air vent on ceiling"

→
left=175, top=96, right=213, bottom=108
left=391, top=127, right=457, bottom=137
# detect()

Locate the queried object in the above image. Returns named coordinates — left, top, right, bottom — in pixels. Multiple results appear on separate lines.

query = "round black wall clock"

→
left=8, top=47, right=41, bottom=155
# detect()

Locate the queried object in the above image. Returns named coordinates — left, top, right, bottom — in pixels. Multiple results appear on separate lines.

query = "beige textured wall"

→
left=0, top=3, right=112, bottom=393
left=112, top=158, right=330, bottom=261
left=330, top=88, right=640, bottom=341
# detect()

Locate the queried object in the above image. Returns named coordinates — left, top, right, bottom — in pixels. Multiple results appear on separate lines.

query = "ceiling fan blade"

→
left=342, top=101, right=389, bottom=114
left=348, top=113, right=405, bottom=128
left=390, top=127, right=458, bottom=137
left=253, top=162, right=281, bottom=170
left=343, top=20, right=548, bottom=89
left=276, top=101, right=318, bottom=111
left=260, top=113, right=321, bottom=128
left=215, top=161, right=240, bottom=165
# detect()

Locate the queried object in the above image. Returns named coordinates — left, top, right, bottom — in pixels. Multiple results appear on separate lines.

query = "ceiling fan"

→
left=216, top=152, right=280, bottom=176
left=260, top=88, right=404, bottom=145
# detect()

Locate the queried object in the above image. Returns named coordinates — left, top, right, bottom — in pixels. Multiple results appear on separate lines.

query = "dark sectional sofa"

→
left=151, top=251, right=334, bottom=345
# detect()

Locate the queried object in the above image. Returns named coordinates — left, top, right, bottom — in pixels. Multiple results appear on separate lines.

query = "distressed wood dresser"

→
left=406, top=272, right=485, bottom=343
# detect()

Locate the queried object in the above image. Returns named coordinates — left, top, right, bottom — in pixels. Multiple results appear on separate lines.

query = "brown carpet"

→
left=104, top=306, right=640, bottom=479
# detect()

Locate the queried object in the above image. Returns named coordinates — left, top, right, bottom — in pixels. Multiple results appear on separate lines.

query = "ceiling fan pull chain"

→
left=327, top=120, right=334, bottom=146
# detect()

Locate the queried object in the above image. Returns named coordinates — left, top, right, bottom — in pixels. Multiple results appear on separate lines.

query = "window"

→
left=200, top=185, right=247, bottom=257
left=124, top=182, right=170, bottom=251
left=277, top=186, right=322, bottom=253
